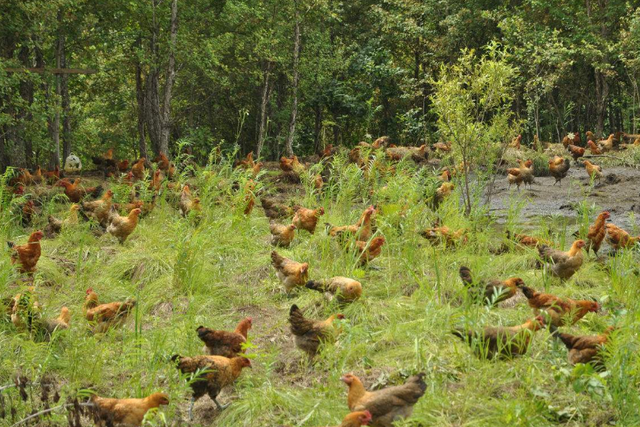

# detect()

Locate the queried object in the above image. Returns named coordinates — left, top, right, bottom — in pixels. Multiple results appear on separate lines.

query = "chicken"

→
left=583, top=160, right=603, bottom=181
left=354, top=237, right=385, bottom=266
left=269, top=223, right=296, bottom=247
left=340, top=373, right=426, bottom=427
left=537, top=240, right=585, bottom=280
left=154, top=152, right=170, bottom=171
left=458, top=266, right=522, bottom=305
left=328, top=206, right=376, bottom=241
left=43, top=166, right=61, bottom=184
left=20, top=200, right=37, bottom=226
left=305, top=277, right=363, bottom=303
left=42, top=306, right=71, bottom=335
left=292, top=206, right=325, bottom=234
left=566, top=144, right=585, bottom=162
left=509, top=135, right=522, bottom=149
left=131, top=158, right=146, bottom=180
left=605, top=223, right=640, bottom=250
left=548, top=156, right=570, bottom=185
left=438, top=169, right=451, bottom=182
left=83, top=288, right=136, bottom=333
left=386, top=145, right=427, bottom=162
left=280, top=155, right=301, bottom=172
left=8, top=230, right=44, bottom=273
left=44, top=204, right=80, bottom=238
left=598, top=134, right=614, bottom=152
left=196, top=317, right=252, bottom=357
left=57, top=178, right=103, bottom=203
left=452, top=316, right=545, bottom=358
left=106, top=207, right=141, bottom=244
left=91, top=392, right=169, bottom=427
left=82, top=189, right=114, bottom=227
left=432, top=141, right=452, bottom=152
left=288, top=304, right=344, bottom=358
left=117, top=159, right=129, bottom=173
left=329, top=411, right=372, bottom=427
left=505, top=231, right=550, bottom=248
left=420, top=226, right=466, bottom=247
left=252, top=162, right=263, bottom=177
left=10, top=289, right=41, bottom=332
left=171, top=355, right=251, bottom=417
left=319, top=144, right=337, bottom=159
left=149, top=170, right=163, bottom=193
left=551, top=326, right=614, bottom=367
left=584, top=211, right=610, bottom=255
left=179, top=185, right=202, bottom=217
left=260, top=197, right=294, bottom=220
left=271, top=251, right=309, bottom=291
left=507, top=166, right=524, bottom=190
left=518, top=285, right=599, bottom=327
left=91, top=148, right=118, bottom=175
left=586, top=131, right=596, bottom=142
left=235, top=152, right=255, bottom=169
left=587, top=140, right=603, bottom=155
left=243, top=180, right=256, bottom=216
left=31, top=166, right=44, bottom=184
left=561, top=133, right=579, bottom=147
left=434, top=182, right=454, bottom=207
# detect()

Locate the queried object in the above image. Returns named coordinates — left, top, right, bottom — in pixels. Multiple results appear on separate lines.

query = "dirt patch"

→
left=489, top=165, right=640, bottom=229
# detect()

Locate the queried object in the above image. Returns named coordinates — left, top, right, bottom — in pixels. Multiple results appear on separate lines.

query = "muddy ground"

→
left=489, top=165, right=640, bottom=230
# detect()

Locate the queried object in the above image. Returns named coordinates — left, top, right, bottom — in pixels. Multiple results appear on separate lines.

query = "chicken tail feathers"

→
left=459, top=266, right=473, bottom=286
left=289, top=304, right=313, bottom=336
left=305, top=280, right=324, bottom=292
left=271, top=251, right=284, bottom=268
left=7, top=241, right=15, bottom=250
left=519, top=285, right=536, bottom=299
left=451, top=328, right=472, bottom=341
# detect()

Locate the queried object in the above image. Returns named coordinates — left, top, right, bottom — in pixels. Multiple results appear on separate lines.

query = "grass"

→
left=0, top=152, right=639, bottom=427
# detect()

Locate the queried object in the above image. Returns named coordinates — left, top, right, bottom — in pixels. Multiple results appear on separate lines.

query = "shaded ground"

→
left=489, top=165, right=640, bottom=230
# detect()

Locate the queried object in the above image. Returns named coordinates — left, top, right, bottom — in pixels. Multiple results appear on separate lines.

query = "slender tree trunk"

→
left=256, top=61, right=272, bottom=158
left=159, top=0, right=178, bottom=156
left=284, top=2, right=301, bottom=157
left=19, top=46, right=34, bottom=169
left=49, top=29, right=64, bottom=167
left=135, top=53, right=148, bottom=159
left=595, top=70, right=609, bottom=136
left=60, top=33, right=72, bottom=162
left=313, top=102, right=322, bottom=153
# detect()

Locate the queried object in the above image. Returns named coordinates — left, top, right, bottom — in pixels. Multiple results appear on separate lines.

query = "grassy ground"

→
left=0, top=152, right=639, bottom=427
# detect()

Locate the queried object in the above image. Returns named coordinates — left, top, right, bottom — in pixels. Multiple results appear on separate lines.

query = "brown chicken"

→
left=583, top=160, right=603, bottom=181
left=82, top=189, right=114, bottom=227
left=586, top=131, right=596, bottom=142
left=327, top=410, right=373, bottom=427
left=117, top=159, right=129, bottom=173
left=438, top=169, right=452, bottom=182
left=13, top=168, right=35, bottom=186
left=20, top=200, right=37, bottom=226
left=43, top=165, right=61, bottom=184
left=280, top=155, right=299, bottom=172
left=453, top=316, right=545, bottom=358
left=149, top=170, right=163, bottom=193
left=518, top=285, right=599, bottom=327
left=269, top=223, right=296, bottom=247
left=538, top=240, right=585, bottom=279
left=505, top=231, right=550, bottom=248
left=57, top=179, right=102, bottom=203
left=235, top=152, right=255, bottom=169
left=196, top=317, right=252, bottom=358
left=44, top=204, right=80, bottom=238
left=155, top=152, right=170, bottom=171
left=567, top=144, right=585, bottom=162
left=341, top=373, right=426, bottom=427
left=83, top=288, right=136, bottom=333
left=305, top=277, right=363, bottom=303
left=432, top=141, right=452, bottom=152
left=171, top=355, right=251, bottom=417
left=458, top=266, right=523, bottom=305
left=587, top=140, right=602, bottom=155
left=551, top=326, right=614, bottom=367
left=131, top=158, right=146, bottom=180
left=292, top=206, right=325, bottom=234
left=179, top=185, right=202, bottom=217
left=605, top=223, right=640, bottom=250
left=585, top=211, right=610, bottom=255
left=328, top=206, right=376, bottom=241
left=289, top=304, right=344, bottom=358
left=319, top=144, right=337, bottom=159
left=598, top=134, right=614, bottom=152
left=42, top=306, right=71, bottom=336
left=561, top=132, right=580, bottom=147
left=271, top=251, right=309, bottom=291
left=91, top=392, right=169, bottom=427
left=420, top=226, right=467, bottom=247
left=106, top=207, right=141, bottom=243
left=548, top=156, right=570, bottom=185
left=434, top=182, right=454, bottom=207
left=8, top=230, right=44, bottom=273
left=509, top=135, right=522, bottom=149
left=354, top=237, right=385, bottom=265
left=261, top=197, right=294, bottom=220
left=243, top=180, right=256, bottom=216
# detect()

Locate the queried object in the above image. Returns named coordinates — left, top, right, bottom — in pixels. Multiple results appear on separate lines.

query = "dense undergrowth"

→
left=0, top=150, right=639, bottom=427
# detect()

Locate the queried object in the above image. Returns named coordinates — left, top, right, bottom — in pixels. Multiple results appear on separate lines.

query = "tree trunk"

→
left=49, top=29, right=64, bottom=167
left=19, top=46, right=34, bottom=169
left=284, top=2, right=301, bottom=157
left=135, top=53, right=148, bottom=159
left=159, top=0, right=178, bottom=157
left=313, top=101, right=322, bottom=153
left=594, top=69, right=609, bottom=136
left=60, top=31, right=72, bottom=162
left=145, top=69, right=162, bottom=155
left=256, top=61, right=272, bottom=158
